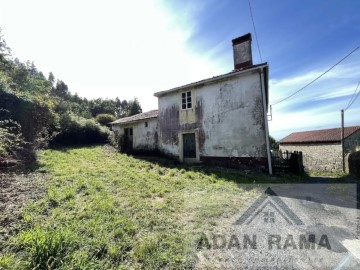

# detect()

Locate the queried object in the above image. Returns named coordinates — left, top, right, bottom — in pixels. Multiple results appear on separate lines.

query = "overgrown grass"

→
left=0, top=145, right=297, bottom=269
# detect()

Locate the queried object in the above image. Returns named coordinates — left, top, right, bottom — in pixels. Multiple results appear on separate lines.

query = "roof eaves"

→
left=280, top=140, right=341, bottom=145
left=154, top=63, right=268, bottom=97
left=110, top=115, right=158, bottom=125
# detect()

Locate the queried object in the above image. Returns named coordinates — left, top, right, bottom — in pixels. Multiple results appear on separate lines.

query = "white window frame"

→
left=181, top=91, right=192, bottom=110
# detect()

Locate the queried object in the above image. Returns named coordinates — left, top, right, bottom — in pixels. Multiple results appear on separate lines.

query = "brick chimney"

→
left=232, top=33, right=253, bottom=69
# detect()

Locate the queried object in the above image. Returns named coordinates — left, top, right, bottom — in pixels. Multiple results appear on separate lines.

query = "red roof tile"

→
left=279, top=126, right=360, bottom=144
left=110, top=110, right=158, bottom=125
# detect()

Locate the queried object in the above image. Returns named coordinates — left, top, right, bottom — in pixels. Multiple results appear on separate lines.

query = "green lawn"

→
left=0, top=145, right=292, bottom=269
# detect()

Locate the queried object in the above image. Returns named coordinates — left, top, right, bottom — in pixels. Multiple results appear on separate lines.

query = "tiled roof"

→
left=110, top=110, right=158, bottom=125
left=279, top=126, right=360, bottom=144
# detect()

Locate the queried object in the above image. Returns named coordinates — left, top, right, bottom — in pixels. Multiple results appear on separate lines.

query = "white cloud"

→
left=268, top=59, right=360, bottom=140
left=0, top=0, right=224, bottom=111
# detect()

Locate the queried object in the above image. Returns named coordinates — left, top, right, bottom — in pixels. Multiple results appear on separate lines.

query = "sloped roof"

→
left=110, top=110, right=158, bottom=125
left=153, top=63, right=268, bottom=97
left=279, top=126, right=360, bottom=144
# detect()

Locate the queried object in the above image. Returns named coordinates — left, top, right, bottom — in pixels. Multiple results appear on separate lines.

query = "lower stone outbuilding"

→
left=279, top=126, right=360, bottom=173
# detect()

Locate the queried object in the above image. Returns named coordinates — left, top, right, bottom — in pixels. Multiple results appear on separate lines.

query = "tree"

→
left=115, top=99, right=128, bottom=118
left=128, top=98, right=142, bottom=116
left=0, top=28, right=11, bottom=60
left=48, top=72, right=55, bottom=85
left=269, top=135, right=279, bottom=150
left=52, top=80, right=70, bottom=99
left=0, top=29, right=12, bottom=74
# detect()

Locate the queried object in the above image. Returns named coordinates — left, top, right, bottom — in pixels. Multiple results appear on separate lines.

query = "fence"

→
left=271, top=150, right=304, bottom=174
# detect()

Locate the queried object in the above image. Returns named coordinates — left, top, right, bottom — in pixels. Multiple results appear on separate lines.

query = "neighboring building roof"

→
left=279, top=126, right=360, bottom=144
left=153, top=63, right=268, bottom=98
left=110, top=110, right=159, bottom=125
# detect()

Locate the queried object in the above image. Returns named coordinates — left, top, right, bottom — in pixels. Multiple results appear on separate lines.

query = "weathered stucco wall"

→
left=158, top=70, right=267, bottom=163
left=132, top=119, right=158, bottom=150
left=112, top=124, right=124, bottom=136
left=112, top=118, right=158, bottom=151
left=279, top=143, right=342, bottom=172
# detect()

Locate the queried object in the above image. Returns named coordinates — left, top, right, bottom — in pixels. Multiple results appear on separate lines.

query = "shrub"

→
left=51, top=114, right=113, bottom=145
left=0, top=90, right=56, bottom=149
left=0, top=109, right=34, bottom=167
left=95, top=113, right=116, bottom=126
left=0, top=118, right=24, bottom=157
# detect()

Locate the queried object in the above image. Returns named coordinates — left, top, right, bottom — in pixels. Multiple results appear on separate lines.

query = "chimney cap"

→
left=232, top=33, right=253, bottom=70
left=232, top=33, right=252, bottom=45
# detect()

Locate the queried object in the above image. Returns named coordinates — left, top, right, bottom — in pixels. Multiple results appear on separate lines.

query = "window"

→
left=124, top=128, right=133, bottom=137
left=181, top=91, right=192, bottom=109
left=145, top=122, right=148, bottom=127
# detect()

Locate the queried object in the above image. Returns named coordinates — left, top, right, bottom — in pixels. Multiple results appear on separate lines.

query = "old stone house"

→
left=111, top=33, right=272, bottom=173
left=279, top=126, right=360, bottom=172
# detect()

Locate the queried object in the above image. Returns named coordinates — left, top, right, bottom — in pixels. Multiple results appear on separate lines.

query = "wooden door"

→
left=124, top=127, right=133, bottom=152
left=183, top=133, right=196, bottom=158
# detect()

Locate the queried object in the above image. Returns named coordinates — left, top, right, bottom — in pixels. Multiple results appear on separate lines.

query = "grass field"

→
left=0, top=145, right=298, bottom=269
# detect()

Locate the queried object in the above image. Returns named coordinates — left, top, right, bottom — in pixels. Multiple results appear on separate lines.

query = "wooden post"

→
left=341, top=109, right=345, bottom=172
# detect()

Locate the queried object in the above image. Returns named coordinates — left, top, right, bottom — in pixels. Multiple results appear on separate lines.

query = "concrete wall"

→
left=158, top=69, right=268, bottom=165
left=112, top=118, right=158, bottom=151
left=279, top=143, right=342, bottom=172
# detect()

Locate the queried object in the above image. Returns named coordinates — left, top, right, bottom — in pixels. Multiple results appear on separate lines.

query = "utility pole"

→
left=341, top=109, right=345, bottom=172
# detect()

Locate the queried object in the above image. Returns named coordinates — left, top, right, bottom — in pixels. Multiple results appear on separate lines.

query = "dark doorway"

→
left=183, top=133, right=196, bottom=159
left=123, top=127, right=133, bottom=153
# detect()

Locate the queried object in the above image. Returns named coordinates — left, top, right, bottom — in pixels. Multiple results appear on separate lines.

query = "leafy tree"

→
left=128, top=98, right=142, bottom=116
left=115, top=99, right=128, bottom=118
left=52, top=80, right=70, bottom=99
left=48, top=72, right=55, bottom=85
left=269, top=135, right=279, bottom=150
left=114, top=98, right=142, bottom=118
left=0, top=111, right=25, bottom=159
left=0, top=28, right=11, bottom=62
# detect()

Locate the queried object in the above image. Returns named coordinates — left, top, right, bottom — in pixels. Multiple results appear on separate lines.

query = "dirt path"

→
left=0, top=171, right=47, bottom=253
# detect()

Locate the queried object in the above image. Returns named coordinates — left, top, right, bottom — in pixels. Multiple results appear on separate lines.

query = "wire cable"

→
left=345, top=81, right=360, bottom=111
left=271, top=45, right=360, bottom=106
left=248, top=0, right=263, bottom=62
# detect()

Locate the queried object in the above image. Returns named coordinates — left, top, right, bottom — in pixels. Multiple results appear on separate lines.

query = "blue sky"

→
left=1, top=0, right=359, bottom=139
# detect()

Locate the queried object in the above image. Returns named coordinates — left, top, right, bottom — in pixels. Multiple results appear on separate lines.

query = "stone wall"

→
left=279, top=143, right=342, bottom=172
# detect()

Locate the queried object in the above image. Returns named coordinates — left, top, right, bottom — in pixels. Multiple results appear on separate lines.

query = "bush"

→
left=0, top=118, right=24, bottom=157
left=0, top=90, right=56, bottom=149
left=51, top=114, right=113, bottom=146
left=95, top=113, right=116, bottom=126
